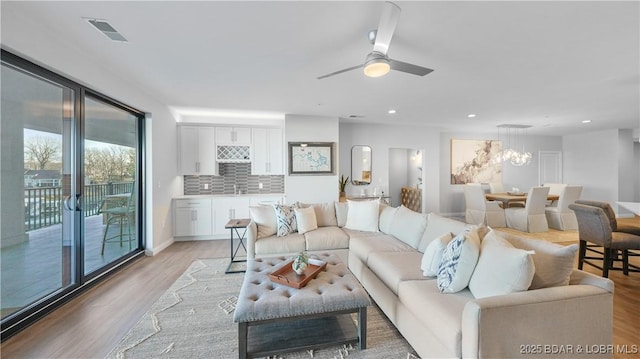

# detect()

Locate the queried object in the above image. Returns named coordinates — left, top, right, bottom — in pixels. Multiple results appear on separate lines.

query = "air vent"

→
left=86, top=18, right=128, bottom=42
left=348, top=114, right=365, bottom=118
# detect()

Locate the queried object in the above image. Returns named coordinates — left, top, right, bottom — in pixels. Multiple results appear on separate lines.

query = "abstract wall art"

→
left=450, top=139, right=502, bottom=184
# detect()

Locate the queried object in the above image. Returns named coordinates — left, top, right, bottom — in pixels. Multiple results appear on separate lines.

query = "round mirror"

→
left=351, top=145, right=372, bottom=185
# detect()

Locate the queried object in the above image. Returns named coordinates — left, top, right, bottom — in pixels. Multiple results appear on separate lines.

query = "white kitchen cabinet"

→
left=212, top=197, right=251, bottom=237
left=215, top=127, right=251, bottom=145
left=178, top=126, right=218, bottom=175
left=249, top=196, right=284, bottom=206
left=174, top=198, right=213, bottom=238
left=251, top=127, right=284, bottom=175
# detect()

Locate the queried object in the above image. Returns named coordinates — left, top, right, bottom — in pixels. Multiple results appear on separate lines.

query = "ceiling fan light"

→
left=364, top=53, right=391, bottom=78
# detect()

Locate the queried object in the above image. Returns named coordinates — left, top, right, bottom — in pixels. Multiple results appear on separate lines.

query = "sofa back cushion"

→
left=335, top=201, right=348, bottom=227
left=389, top=205, right=428, bottom=249
left=501, top=232, right=578, bottom=289
left=418, top=213, right=472, bottom=253
left=297, top=202, right=337, bottom=227
left=378, top=204, right=398, bottom=234
left=345, top=199, right=380, bottom=232
left=249, top=205, right=277, bottom=238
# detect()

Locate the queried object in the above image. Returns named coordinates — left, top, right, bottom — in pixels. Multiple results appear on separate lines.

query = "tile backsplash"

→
left=184, top=163, right=284, bottom=195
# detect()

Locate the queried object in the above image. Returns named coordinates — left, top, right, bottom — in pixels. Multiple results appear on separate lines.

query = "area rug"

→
left=106, top=258, right=419, bottom=359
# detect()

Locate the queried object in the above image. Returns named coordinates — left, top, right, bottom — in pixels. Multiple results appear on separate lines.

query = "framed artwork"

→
left=288, top=142, right=334, bottom=175
left=450, top=139, right=502, bottom=184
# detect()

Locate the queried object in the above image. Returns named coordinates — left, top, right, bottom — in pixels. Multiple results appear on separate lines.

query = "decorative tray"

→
left=269, top=258, right=327, bottom=289
left=507, top=192, right=525, bottom=196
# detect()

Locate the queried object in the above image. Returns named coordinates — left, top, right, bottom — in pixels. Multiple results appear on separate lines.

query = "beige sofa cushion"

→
left=335, top=201, right=348, bottom=227
left=297, top=202, right=338, bottom=227
left=378, top=204, right=398, bottom=234
left=254, top=233, right=306, bottom=256
left=348, top=232, right=414, bottom=264
left=367, top=251, right=426, bottom=294
left=389, top=205, right=428, bottom=249
left=419, top=213, right=472, bottom=252
left=304, top=227, right=349, bottom=251
left=249, top=205, right=277, bottom=238
left=398, top=280, right=474, bottom=357
left=502, top=233, right=578, bottom=289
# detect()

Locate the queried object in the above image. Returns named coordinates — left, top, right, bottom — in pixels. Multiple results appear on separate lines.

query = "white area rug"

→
left=106, top=258, right=418, bottom=358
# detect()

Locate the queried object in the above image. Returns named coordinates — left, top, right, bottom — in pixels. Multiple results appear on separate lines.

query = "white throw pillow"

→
left=273, top=204, right=297, bottom=237
left=505, top=235, right=578, bottom=289
left=421, top=232, right=454, bottom=277
left=469, top=230, right=536, bottom=299
left=344, top=199, right=380, bottom=232
left=436, top=228, right=480, bottom=293
left=249, top=205, right=277, bottom=238
left=389, top=205, right=428, bottom=249
left=294, top=206, right=318, bottom=235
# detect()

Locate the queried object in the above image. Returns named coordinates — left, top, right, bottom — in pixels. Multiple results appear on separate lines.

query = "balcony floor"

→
left=1, top=215, right=136, bottom=318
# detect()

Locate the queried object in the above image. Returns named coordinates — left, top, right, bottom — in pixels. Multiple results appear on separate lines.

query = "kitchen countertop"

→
left=174, top=193, right=285, bottom=199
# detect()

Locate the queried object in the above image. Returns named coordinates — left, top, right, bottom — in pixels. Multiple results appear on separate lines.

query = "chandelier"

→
left=495, top=124, right=532, bottom=166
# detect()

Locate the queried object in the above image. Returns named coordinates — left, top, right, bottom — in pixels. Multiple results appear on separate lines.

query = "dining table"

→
left=485, top=192, right=559, bottom=208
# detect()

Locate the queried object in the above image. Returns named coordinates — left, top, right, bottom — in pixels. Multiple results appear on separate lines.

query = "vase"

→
left=292, top=259, right=307, bottom=275
left=339, top=191, right=346, bottom=202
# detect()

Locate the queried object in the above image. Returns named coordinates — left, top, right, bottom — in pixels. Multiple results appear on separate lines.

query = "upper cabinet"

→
left=215, top=127, right=251, bottom=145
left=252, top=127, right=284, bottom=175
left=178, top=125, right=219, bottom=175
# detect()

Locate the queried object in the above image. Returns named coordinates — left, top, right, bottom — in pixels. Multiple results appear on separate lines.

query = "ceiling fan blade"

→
left=372, top=1, right=401, bottom=55
left=317, top=64, right=364, bottom=80
left=390, top=59, right=434, bottom=76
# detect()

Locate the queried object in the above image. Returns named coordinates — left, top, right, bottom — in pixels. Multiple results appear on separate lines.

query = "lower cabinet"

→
left=174, top=198, right=213, bottom=238
left=174, top=195, right=285, bottom=240
left=212, top=197, right=251, bottom=237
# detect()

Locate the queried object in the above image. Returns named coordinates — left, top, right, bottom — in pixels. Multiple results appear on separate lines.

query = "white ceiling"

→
left=2, top=1, right=639, bottom=136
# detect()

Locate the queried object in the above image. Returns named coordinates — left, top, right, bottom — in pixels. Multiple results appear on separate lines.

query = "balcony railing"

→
left=24, top=182, right=134, bottom=231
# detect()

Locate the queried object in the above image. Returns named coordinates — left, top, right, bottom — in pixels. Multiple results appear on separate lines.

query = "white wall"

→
left=2, top=10, right=181, bottom=254
left=339, top=123, right=440, bottom=213
left=563, top=129, right=619, bottom=208
left=285, top=115, right=339, bottom=204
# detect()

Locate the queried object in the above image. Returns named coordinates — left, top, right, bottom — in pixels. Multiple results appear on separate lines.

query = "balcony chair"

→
left=463, top=183, right=506, bottom=227
left=505, top=186, right=550, bottom=233
left=101, top=190, right=136, bottom=255
left=569, top=202, right=640, bottom=277
left=544, top=185, right=583, bottom=230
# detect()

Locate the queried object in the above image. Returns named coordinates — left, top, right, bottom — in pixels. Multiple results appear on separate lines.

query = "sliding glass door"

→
left=1, top=60, right=77, bottom=321
left=1, top=51, right=145, bottom=338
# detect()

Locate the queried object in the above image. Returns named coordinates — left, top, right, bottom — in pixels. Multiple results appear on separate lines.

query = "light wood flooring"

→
left=2, top=219, right=640, bottom=359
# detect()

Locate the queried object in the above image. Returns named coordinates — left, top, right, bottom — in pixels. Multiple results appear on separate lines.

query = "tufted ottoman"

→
left=233, top=253, right=371, bottom=359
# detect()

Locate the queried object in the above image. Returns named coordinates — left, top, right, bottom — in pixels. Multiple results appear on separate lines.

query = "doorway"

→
left=389, top=148, right=424, bottom=211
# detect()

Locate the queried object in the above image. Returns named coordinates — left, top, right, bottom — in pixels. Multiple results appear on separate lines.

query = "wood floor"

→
left=2, top=221, right=640, bottom=359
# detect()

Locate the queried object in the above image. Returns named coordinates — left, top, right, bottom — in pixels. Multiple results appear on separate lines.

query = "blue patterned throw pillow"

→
left=436, top=228, right=480, bottom=293
left=273, top=204, right=297, bottom=237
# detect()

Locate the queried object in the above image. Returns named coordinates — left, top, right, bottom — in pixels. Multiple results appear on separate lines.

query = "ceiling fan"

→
left=317, top=1, right=434, bottom=80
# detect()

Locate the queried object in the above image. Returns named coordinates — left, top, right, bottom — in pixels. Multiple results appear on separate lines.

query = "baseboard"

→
left=145, top=237, right=175, bottom=256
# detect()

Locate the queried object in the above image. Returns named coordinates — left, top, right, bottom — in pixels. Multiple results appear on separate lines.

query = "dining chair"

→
left=569, top=202, right=640, bottom=277
left=464, top=183, right=506, bottom=227
left=544, top=185, right=583, bottom=230
left=488, top=182, right=524, bottom=208
left=505, top=186, right=550, bottom=232
left=542, top=183, right=567, bottom=206
left=101, top=190, right=136, bottom=255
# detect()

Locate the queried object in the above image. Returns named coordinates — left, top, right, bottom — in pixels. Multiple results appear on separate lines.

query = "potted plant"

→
left=292, top=251, right=309, bottom=275
left=338, top=175, right=349, bottom=202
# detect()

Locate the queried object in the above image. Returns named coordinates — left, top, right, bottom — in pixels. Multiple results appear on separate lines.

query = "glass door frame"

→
left=1, top=49, right=146, bottom=340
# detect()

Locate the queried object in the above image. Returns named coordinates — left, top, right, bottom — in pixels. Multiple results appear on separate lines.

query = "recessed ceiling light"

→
left=388, top=109, right=396, bottom=114
left=581, top=120, right=592, bottom=124
left=467, top=114, right=476, bottom=118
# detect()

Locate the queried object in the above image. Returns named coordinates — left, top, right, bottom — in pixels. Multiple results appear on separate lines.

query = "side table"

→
left=225, top=218, right=250, bottom=274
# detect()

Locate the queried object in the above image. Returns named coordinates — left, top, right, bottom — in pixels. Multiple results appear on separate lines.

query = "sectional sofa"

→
left=246, top=200, right=614, bottom=358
